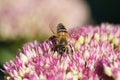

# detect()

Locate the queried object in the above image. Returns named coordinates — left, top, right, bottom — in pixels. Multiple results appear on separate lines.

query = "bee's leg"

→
left=58, top=51, right=64, bottom=60
left=66, top=44, right=74, bottom=55
left=49, top=35, right=56, bottom=40
left=49, top=35, right=57, bottom=53
left=66, top=46, right=73, bottom=60
left=49, top=35, right=57, bottom=46
left=66, top=47, right=69, bottom=54
left=59, top=54, right=62, bottom=60
left=69, top=44, right=74, bottom=53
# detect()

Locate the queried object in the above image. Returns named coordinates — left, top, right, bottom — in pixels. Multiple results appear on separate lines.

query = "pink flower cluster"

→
left=3, top=23, right=120, bottom=80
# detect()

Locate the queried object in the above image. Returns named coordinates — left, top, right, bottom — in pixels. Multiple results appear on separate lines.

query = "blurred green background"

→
left=0, top=0, right=120, bottom=80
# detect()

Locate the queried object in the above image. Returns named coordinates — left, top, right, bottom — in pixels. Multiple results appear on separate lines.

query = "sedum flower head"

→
left=3, top=23, right=120, bottom=80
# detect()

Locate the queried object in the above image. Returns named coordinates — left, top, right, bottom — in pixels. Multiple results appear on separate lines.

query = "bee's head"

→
left=59, top=39, right=67, bottom=46
left=57, top=46, right=66, bottom=54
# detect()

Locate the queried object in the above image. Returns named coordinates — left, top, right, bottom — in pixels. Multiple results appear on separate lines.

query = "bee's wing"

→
left=49, top=23, right=56, bottom=35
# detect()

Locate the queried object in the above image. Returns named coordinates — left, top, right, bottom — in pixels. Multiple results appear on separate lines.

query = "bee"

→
left=49, top=23, right=73, bottom=57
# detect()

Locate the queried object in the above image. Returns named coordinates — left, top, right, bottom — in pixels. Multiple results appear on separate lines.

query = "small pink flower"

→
left=3, top=23, right=120, bottom=80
